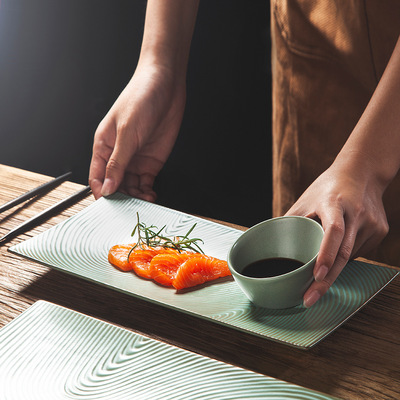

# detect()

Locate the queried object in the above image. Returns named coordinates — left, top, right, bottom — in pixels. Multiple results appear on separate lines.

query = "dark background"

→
left=0, top=0, right=272, bottom=227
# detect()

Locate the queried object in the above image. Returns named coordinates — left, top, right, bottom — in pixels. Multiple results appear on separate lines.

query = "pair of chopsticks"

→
left=0, top=172, right=91, bottom=244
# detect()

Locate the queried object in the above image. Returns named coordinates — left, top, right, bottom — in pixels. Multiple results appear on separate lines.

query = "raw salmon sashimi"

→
left=108, top=244, right=135, bottom=272
left=150, top=252, right=197, bottom=286
left=172, top=255, right=231, bottom=290
left=108, top=243, right=231, bottom=289
left=108, top=244, right=172, bottom=278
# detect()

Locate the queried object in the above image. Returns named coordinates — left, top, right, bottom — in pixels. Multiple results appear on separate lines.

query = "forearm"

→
left=139, top=0, right=200, bottom=75
left=336, top=36, right=400, bottom=189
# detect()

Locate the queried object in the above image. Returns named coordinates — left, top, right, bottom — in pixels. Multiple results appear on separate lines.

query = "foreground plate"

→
left=10, top=193, right=399, bottom=349
left=0, top=301, right=339, bottom=399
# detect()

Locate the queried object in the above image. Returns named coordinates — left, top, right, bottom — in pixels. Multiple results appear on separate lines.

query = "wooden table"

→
left=0, top=164, right=399, bottom=399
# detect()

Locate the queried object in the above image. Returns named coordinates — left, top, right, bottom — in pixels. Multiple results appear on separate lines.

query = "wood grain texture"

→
left=0, top=164, right=399, bottom=400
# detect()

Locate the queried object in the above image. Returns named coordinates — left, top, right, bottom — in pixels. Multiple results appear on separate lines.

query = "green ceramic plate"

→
left=10, top=193, right=399, bottom=349
left=0, top=301, right=339, bottom=399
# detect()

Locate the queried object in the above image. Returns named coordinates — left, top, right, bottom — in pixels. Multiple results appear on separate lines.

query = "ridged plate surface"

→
left=0, top=301, right=339, bottom=399
left=10, top=193, right=399, bottom=349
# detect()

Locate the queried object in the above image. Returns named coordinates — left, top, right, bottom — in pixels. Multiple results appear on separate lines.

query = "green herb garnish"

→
left=127, top=213, right=204, bottom=261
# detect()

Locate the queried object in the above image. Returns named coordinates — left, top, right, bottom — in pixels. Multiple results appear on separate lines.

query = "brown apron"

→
left=271, top=0, right=400, bottom=265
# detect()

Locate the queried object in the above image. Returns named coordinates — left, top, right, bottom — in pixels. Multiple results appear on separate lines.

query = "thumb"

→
left=101, top=135, right=139, bottom=197
left=101, top=159, right=123, bottom=197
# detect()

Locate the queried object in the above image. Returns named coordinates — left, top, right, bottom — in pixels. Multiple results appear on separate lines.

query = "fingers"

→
left=89, top=136, right=113, bottom=199
left=89, top=122, right=161, bottom=202
left=303, top=220, right=389, bottom=308
left=89, top=177, right=104, bottom=200
left=315, top=208, right=351, bottom=281
left=101, top=160, right=124, bottom=197
left=89, top=158, right=106, bottom=200
left=303, top=205, right=358, bottom=308
left=101, top=159, right=158, bottom=202
left=302, top=207, right=388, bottom=308
left=122, top=171, right=157, bottom=202
left=303, top=228, right=357, bottom=307
left=88, top=117, right=116, bottom=199
left=285, top=164, right=390, bottom=308
left=88, top=125, right=138, bottom=199
left=99, top=127, right=137, bottom=196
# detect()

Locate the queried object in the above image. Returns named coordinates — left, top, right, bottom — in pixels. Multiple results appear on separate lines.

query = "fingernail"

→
left=101, top=178, right=115, bottom=197
left=315, top=265, right=329, bottom=282
left=303, top=290, right=321, bottom=308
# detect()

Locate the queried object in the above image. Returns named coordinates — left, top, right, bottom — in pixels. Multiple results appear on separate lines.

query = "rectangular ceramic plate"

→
left=10, top=193, right=399, bottom=349
left=0, top=301, right=340, bottom=399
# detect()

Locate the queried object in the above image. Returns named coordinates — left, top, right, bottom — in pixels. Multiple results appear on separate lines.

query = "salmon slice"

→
left=108, top=244, right=166, bottom=278
left=128, top=245, right=169, bottom=279
left=108, top=244, right=135, bottom=271
left=109, top=244, right=230, bottom=290
left=172, top=255, right=231, bottom=290
left=150, top=252, right=196, bottom=286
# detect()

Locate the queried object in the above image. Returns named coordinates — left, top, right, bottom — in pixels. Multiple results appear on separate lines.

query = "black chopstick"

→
left=0, top=185, right=91, bottom=245
left=0, top=171, right=72, bottom=214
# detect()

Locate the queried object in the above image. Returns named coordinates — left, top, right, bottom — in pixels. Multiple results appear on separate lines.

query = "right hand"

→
left=286, top=154, right=389, bottom=307
left=89, top=62, right=186, bottom=201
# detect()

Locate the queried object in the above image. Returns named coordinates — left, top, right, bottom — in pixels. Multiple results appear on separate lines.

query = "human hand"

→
left=89, top=63, right=186, bottom=201
left=286, top=156, right=389, bottom=307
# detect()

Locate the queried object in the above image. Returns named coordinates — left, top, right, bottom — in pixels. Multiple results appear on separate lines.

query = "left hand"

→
left=286, top=156, right=389, bottom=307
left=89, top=62, right=186, bottom=201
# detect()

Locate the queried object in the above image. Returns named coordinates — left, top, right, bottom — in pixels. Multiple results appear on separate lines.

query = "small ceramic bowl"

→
left=227, top=216, right=324, bottom=309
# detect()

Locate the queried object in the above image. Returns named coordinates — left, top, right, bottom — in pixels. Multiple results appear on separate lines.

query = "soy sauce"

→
left=241, top=257, right=303, bottom=278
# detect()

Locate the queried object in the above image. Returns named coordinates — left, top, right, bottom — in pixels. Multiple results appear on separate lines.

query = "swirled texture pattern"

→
left=10, top=193, right=399, bottom=349
left=0, top=301, right=339, bottom=399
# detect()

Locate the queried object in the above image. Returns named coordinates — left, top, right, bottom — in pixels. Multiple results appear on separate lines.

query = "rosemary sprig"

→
left=127, top=213, right=204, bottom=261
